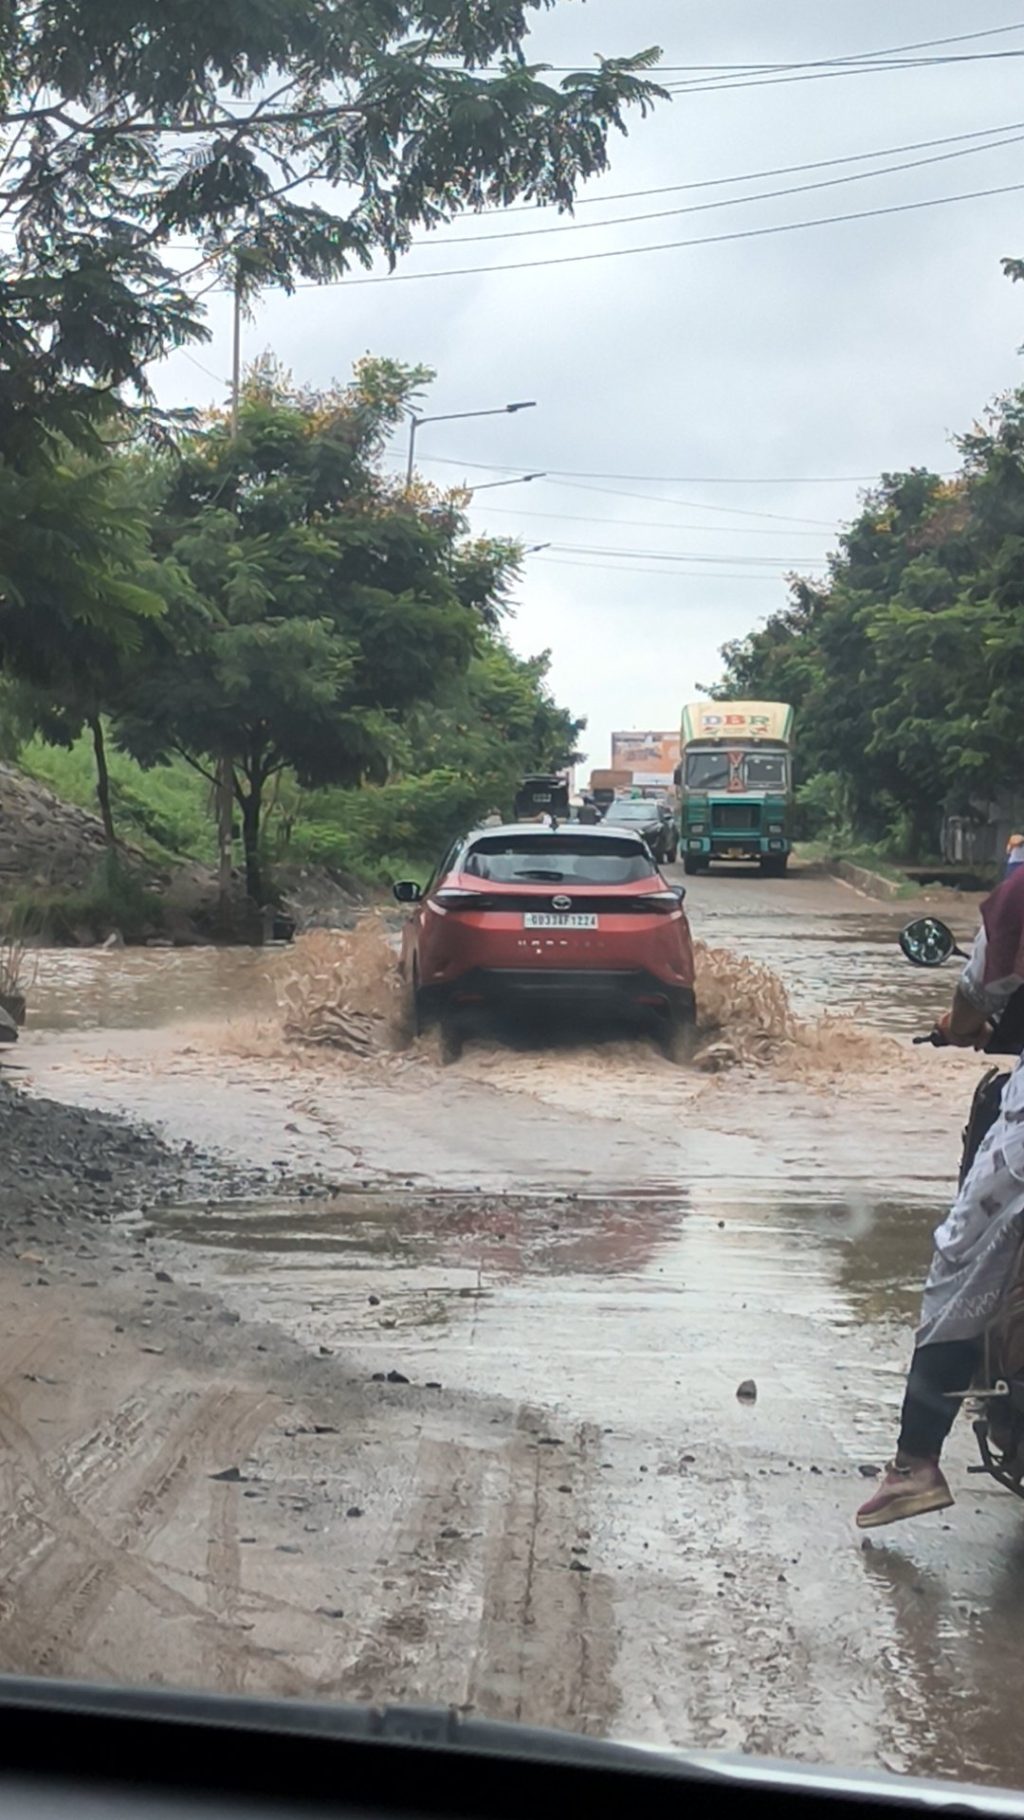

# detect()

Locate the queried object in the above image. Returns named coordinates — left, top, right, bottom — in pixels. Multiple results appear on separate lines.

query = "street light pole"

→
left=405, top=401, right=536, bottom=490
left=443, top=473, right=546, bottom=555
left=466, top=472, right=546, bottom=494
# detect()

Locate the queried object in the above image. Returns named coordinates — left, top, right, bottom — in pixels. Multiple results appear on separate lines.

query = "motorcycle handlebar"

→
left=914, top=1029, right=949, bottom=1047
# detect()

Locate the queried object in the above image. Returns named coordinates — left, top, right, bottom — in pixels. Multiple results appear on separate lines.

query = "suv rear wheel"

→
left=661, top=1007, right=698, bottom=1066
left=438, top=1013, right=464, bottom=1066
left=400, top=963, right=425, bottom=1045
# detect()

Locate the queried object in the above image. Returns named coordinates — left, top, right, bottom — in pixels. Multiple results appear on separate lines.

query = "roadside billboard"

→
left=610, top=730, right=681, bottom=786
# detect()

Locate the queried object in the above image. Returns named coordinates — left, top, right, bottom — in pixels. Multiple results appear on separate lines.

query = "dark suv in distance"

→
left=601, top=797, right=675, bottom=864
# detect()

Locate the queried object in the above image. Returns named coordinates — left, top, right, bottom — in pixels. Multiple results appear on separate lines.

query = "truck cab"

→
left=679, top=702, right=794, bottom=877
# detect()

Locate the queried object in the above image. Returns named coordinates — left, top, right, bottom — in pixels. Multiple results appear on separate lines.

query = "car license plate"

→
left=523, top=913, right=598, bottom=929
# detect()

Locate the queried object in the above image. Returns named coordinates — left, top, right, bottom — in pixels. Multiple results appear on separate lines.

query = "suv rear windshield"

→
left=460, top=834, right=657, bottom=885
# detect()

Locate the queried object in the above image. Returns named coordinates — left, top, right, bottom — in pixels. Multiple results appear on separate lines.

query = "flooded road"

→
left=7, top=863, right=1022, bottom=1788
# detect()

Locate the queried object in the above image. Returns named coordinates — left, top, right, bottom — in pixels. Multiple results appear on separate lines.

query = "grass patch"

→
left=796, top=839, right=921, bottom=897
left=20, top=733, right=213, bottom=865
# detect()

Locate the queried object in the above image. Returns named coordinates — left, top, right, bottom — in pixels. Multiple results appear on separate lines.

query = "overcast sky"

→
left=156, top=1, right=1024, bottom=775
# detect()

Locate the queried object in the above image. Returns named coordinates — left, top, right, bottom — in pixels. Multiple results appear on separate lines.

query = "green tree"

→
left=707, top=386, right=1024, bottom=858
left=0, top=7, right=664, bottom=820
left=397, top=637, right=584, bottom=811
left=120, top=358, right=519, bottom=904
left=0, top=452, right=173, bottom=841
left=280, top=639, right=584, bottom=872
left=0, top=5, right=664, bottom=461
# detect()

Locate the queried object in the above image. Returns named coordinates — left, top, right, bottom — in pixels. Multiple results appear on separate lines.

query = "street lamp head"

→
left=505, top=401, right=537, bottom=413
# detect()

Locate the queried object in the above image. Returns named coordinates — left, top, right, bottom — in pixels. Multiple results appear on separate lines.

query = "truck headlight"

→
left=689, top=822, right=705, bottom=834
left=768, top=822, right=784, bottom=835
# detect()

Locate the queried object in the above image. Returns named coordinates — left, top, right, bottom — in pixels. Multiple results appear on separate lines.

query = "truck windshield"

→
left=745, top=753, right=787, bottom=788
left=686, top=752, right=730, bottom=788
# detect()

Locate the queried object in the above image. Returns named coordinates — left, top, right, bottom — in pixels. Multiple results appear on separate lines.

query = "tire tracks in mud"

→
left=467, top=1413, right=616, bottom=1737
left=333, top=1405, right=616, bottom=1735
left=0, top=1351, right=315, bottom=1694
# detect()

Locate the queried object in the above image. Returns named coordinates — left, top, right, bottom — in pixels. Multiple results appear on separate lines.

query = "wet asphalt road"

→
left=9, top=863, right=1024, bottom=1788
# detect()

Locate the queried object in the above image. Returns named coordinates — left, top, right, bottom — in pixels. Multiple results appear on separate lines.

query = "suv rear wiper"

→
left=512, top=868, right=565, bottom=880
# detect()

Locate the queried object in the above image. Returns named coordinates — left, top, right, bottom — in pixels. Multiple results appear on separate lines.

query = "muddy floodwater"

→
left=8, top=864, right=1024, bottom=1790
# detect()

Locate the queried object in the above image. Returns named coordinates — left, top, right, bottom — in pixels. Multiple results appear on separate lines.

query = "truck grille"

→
left=712, top=802, right=762, bottom=831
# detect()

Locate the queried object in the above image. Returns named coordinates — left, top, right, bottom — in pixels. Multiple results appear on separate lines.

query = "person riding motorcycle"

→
left=857, top=865, right=1024, bottom=1528
left=1003, top=832, right=1024, bottom=881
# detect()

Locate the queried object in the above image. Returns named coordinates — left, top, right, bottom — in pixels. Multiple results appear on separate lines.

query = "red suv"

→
left=393, top=823, right=696, bottom=1061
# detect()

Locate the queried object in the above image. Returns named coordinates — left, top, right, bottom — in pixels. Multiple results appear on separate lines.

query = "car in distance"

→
left=600, top=796, right=674, bottom=863
left=392, top=822, right=696, bottom=1062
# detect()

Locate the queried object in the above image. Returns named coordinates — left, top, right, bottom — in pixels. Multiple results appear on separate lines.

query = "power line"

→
left=516, top=21, right=1024, bottom=75
left=554, top=478, right=843, bottom=524
left=662, top=48, right=1024, bottom=97
left=547, top=543, right=825, bottom=564
left=416, top=129, right=1024, bottom=247
left=180, top=347, right=225, bottom=384
left=413, top=455, right=940, bottom=494
left=287, top=177, right=1024, bottom=288
left=469, top=501, right=836, bottom=535
left=492, top=118, right=1024, bottom=215
left=530, top=554, right=794, bottom=581
left=397, top=462, right=845, bottom=524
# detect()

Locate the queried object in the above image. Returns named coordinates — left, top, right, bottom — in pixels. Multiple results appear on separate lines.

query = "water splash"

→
left=694, top=941, right=901, bottom=1076
left=273, top=922, right=404, bottom=1056
left=261, top=919, right=900, bottom=1081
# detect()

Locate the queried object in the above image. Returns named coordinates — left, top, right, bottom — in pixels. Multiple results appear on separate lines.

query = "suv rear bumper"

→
left=422, top=969, right=696, bottom=1021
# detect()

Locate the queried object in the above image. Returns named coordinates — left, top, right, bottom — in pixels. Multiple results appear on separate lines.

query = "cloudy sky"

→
left=156, top=1, right=1024, bottom=775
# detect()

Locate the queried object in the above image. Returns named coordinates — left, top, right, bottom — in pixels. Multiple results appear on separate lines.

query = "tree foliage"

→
left=118, top=358, right=523, bottom=902
left=706, top=386, right=1024, bottom=856
left=281, top=639, right=584, bottom=874
left=0, top=5, right=659, bottom=892
left=0, top=2, right=664, bottom=455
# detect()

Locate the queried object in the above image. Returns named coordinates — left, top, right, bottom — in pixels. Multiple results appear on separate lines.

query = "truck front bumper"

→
left=684, top=835, right=790, bottom=860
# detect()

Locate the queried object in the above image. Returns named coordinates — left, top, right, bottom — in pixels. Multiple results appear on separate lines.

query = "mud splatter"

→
left=273, top=923, right=405, bottom=1056
left=693, top=942, right=902, bottom=1077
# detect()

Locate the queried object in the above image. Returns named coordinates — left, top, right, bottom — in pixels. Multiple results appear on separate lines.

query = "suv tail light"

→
left=432, top=889, right=495, bottom=912
left=630, top=892, right=684, bottom=914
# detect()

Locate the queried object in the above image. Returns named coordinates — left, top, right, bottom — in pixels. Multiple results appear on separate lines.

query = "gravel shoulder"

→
left=0, top=1076, right=615, bottom=1729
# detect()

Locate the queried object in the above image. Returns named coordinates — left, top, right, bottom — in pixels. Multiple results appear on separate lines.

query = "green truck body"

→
left=679, top=701, right=795, bottom=877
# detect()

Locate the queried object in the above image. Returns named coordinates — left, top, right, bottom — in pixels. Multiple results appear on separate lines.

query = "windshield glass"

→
left=686, top=752, right=731, bottom=788
left=604, top=801, right=658, bottom=820
left=461, top=834, right=656, bottom=883
left=744, top=753, right=788, bottom=789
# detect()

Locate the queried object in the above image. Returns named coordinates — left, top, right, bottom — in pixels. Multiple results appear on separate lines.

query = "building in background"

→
left=609, top=731, right=681, bottom=789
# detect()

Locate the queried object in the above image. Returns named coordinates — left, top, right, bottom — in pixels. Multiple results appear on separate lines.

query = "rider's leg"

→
left=896, top=1337, right=984, bottom=1463
left=856, top=1338, right=981, bottom=1529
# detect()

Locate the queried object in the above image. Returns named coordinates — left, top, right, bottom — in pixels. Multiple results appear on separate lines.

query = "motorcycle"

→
left=901, top=914, right=1024, bottom=1498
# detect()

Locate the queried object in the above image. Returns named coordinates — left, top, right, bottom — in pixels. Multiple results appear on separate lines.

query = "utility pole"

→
left=216, top=272, right=243, bottom=921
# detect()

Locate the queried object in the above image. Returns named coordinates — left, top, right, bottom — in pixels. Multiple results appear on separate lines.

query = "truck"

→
left=588, top=768, right=632, bottom=814
left=514, top=774, right=570, bottom=821
left=678, top=701, right=795, bottom=877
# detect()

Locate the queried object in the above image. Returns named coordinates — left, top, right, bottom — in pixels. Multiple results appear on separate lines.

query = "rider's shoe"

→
left=855, top=1459, right=953, bottom=1529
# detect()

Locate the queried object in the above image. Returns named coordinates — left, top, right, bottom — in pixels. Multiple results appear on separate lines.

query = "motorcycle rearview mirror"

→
left=392, top=880, right=422, bottom=905
left=898, top=916, right=965, bottom=967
